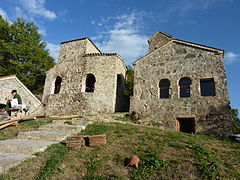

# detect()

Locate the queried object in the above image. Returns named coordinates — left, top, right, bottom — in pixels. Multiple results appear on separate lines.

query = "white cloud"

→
left=0, top=8, right=8, bottom=19
left=93, top=12, right=148, bottom=65
left=46, top=42, right=60, bottom=62
left=225, top=52, right=240, bottom=64
left=38, top=28, right=47, bottom=36
left=18, top=0, right=57, bottom=20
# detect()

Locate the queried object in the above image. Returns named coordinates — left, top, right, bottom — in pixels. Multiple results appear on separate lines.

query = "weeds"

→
left=187, top=143, right=221, bottom=179
left=1, top=122, right=239, bottom=179
left=36, top=144, right=71, bottom=180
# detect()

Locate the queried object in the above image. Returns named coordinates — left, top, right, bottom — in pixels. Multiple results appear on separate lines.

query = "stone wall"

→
left=131, top=39, right=232, bottom=136
left=0, top=75, right=42, bottom=115
left=42, top=38, right=127, bottom=116
left=148, top=31, right=173, bottom=52
left=57, top=38, right=100, bottom=64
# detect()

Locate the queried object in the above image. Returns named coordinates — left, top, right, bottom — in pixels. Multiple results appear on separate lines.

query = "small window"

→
left=179, top=77, right=191, bottom=98
left=159, top=79, right=170, bottom=98
left=85, top=74, right=96, bottom=92
left=200, top=78, right=216, bottom=96
left=54, top=76, right=62, bottom=94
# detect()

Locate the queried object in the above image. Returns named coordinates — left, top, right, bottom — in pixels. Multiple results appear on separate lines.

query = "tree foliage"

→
left=231, top=109, right=240, bottom=133
left=0, top=16, right=55, bottom=94
left=124, top=66, right=134, bottom=97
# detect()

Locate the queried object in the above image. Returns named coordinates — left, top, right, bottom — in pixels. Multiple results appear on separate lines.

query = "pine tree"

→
left=0, top=16, right=55, bottom=94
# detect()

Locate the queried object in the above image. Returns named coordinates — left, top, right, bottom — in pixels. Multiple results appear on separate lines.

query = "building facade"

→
left=131, top=31, right=232, bottom=136
left=42, top=38, right=127, bottom=116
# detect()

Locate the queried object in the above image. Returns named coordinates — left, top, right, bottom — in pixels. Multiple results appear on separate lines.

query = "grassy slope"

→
left=1, top=122, right=240, bottom=180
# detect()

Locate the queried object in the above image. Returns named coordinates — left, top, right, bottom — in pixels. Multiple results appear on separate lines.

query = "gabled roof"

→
left=133, top=31, right=224, bottom=65
left=61, top=37, right=102, bottom=53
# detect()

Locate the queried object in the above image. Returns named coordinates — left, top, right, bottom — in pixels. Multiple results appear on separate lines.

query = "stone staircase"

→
left=0, top=118, right=91, bottom=174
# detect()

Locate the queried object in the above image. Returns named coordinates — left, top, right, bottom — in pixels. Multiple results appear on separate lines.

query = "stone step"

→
left=0, top=139, right=55, bottom=154
left=17, top=131, right=72, bottom=142
left=38, top=124, right=85, bottom=133
left=0, top=152, right=33, bottom=173
left=72, top=119, right=91, bottom=126
left=52, top=119, right=90, bottom=127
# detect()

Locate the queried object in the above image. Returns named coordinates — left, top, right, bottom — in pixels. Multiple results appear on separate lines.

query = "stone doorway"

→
left=115, top=74, right=124, bottom=112
left=54, top=76, right=62, bottom=94
left=176, top=118, right=195, bottom=133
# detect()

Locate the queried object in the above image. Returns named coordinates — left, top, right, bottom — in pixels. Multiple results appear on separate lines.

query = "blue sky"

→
left=0, top=0, right=239, bottom=112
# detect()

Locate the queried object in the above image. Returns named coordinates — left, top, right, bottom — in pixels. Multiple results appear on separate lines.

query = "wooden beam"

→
left=0, top=116, right=36, bottom=126
left=0, top=121, right=18, bottom=130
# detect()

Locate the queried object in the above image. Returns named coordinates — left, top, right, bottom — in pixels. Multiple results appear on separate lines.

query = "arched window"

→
left=200, top=78, right=216, bottom=96
left=85, top=74, right=96, bottom=92
left=159, top=79, right=170, bottom=98
left=54, top=76, right=62, bottom=94
left=179, top=77, right=191, bottom=98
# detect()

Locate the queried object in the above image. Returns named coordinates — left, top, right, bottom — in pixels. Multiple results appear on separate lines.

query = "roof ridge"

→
left=173, top=39, right=224, bottom=52
left=157, top=30, right=173, bottom=38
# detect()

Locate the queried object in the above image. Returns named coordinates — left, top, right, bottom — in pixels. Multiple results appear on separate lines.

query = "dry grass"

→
left=0, top=122, right=240, bottom=180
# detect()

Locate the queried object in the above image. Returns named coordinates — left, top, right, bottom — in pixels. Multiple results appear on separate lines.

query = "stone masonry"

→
left=131, top=30, right=232, bottom=136
left=0, top=75, right=42, bottom=115
left=42, top=38, right=127, bottom=116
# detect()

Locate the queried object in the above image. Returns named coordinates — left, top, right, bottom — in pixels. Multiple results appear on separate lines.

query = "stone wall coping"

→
left=84, top=53, right=126, bottom=64
left=174, top=39, right=224, bottom=53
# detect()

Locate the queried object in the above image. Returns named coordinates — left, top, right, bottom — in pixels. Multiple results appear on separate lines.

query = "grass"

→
left=1, top=122, right=240, bottom=179
left=0, top=116, right=82, bottom=140
left=36, top=144, right=72, bottom=180
left=0, top=118, right=53, bottom=140
left=114, top=116, right=132, bottom=122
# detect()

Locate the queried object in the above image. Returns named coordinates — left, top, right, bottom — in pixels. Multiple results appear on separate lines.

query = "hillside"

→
left=0, top=121, right=239, bottom=180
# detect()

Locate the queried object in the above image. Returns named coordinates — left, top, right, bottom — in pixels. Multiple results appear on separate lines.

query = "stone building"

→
left=42, top=38, right=127, bottom=116
left=0, top=75, right=42, bottom=115
left=131, top=30, right=232, bottom=136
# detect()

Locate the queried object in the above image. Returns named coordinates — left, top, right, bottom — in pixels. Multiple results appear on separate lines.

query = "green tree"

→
left=124, top=66, right=134, bottom=97
left=231, top=109, right=240, bottom=133
left=0, top=16, right=55, bottom=94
